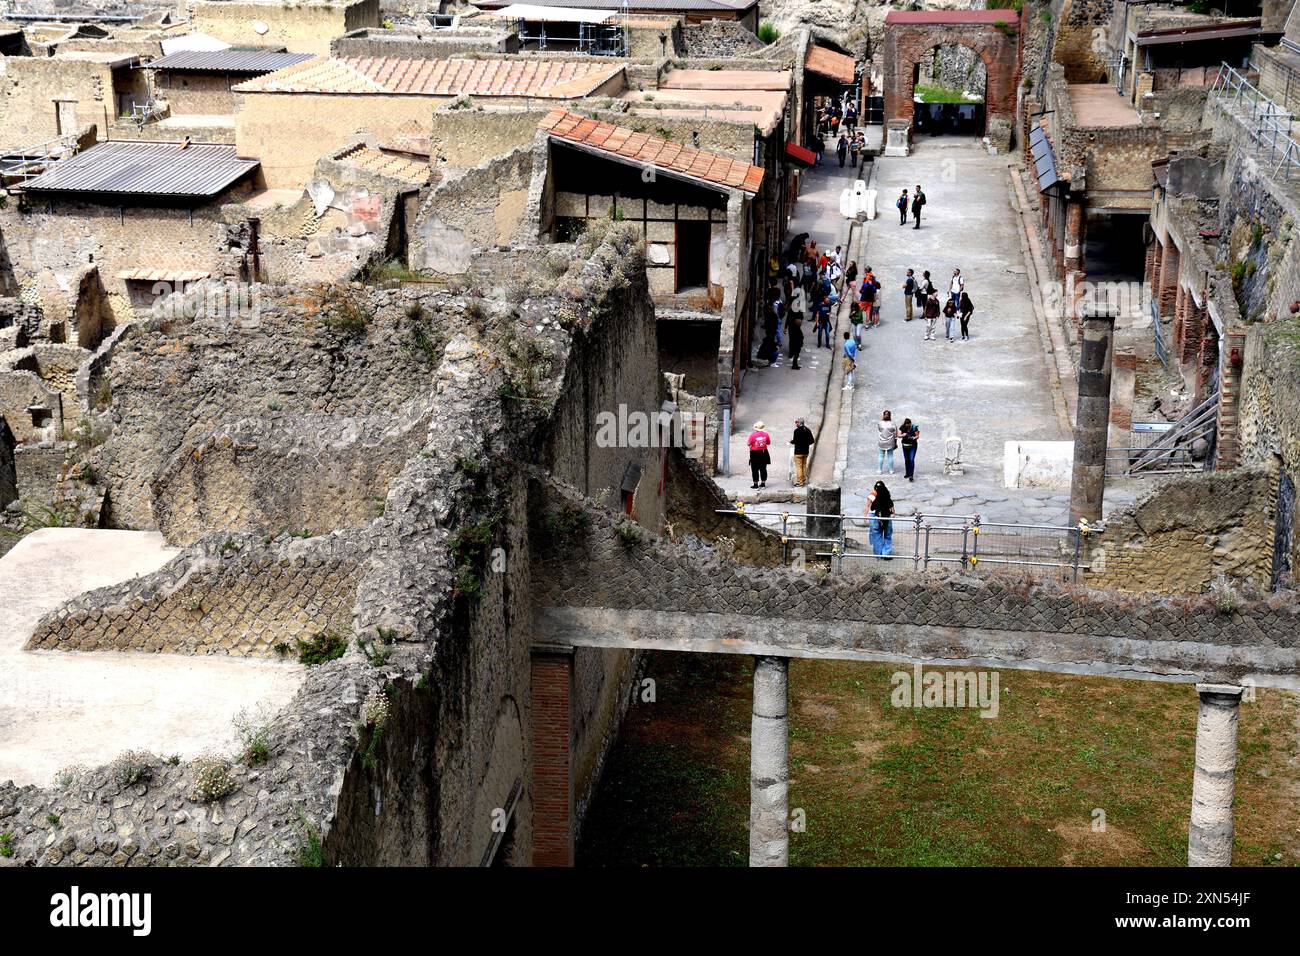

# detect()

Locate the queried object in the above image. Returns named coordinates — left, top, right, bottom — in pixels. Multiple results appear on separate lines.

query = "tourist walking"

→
left=876, top=409, right=898, bottom=474
left=899, top=417, right=920, bottom=481
left=836, top=134, right=848, bottom=168
left=849, top=133, right=862, bottom=169
left=911, top=184, right=926, bottom=229
left=845, top=259, right=858, bottom=288
left=788, top=312, right=804, bottom=370
left=790, top=417, right=815, bottom=487
left=747, top=421, right=772, bottom=489
left=943, top=297, right=957, bottom=342
left=949, top=268, right=965, bottom=308
left=960, top=290, right=974, bottom=340
left=897, top=189, right=909, bottom=226
left=842, top=331, right=858, bottom=389
left=815, top=295, right=833, bottom=348
left=923, top=292, right=940, bottom=341
left=866, top=480, right=896, bottom=557
left=849, top=299, right=864, bottom=345
left=903, top=268, right=916, bottom=321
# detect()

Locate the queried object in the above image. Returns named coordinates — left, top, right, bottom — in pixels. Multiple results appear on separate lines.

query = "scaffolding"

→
left=499, top=3, right=627, bottom=56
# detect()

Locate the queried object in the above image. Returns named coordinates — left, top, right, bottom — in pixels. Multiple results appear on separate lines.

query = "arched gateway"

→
left=882, top=9, right=1021, bottom=154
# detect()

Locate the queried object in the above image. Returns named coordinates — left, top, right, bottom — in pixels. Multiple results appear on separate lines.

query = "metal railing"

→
left=716, top=508, right=1093, bottom=582
left=0, top=133, right=79, bottom=182
left=1208, top=63, right=1300, bottom=181
left=1151, top=298, right=1170, bottom=370
left=1106, top=392, right=1218, bottom=477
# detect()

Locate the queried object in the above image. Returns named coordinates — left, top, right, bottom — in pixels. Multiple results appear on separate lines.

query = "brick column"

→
left=1172, top=284, right=1188, bottom=358
left=1188, top=684, right=1244, bottom=867
left=1158, top=239, right=1180, bottom=320
left=1143, top=239, right=1158, bottom=289
left=1109, top=349, right=1137, bottom=446
left=531, top=649, right=573, bottom=867
left=1216, top=330, right=1245, bottom=469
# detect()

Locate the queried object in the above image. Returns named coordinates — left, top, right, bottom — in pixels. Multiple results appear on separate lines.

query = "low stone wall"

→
left=1085, top=467, right=1278, bottom=594
left=25, top=532, right=360, bottom=657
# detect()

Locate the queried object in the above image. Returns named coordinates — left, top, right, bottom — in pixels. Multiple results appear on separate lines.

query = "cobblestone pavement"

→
left=833, top=137, right=1137, bottom=527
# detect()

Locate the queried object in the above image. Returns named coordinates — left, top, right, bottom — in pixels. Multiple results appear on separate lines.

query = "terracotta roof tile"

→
left=804, top=45, right=856, bottom=85
left=538, top=108, right=764, bottom=194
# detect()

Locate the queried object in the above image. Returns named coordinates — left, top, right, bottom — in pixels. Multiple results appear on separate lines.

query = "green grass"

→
left=577, top=654, right=1300, bottom=867
left=914, top=84, right=972, bottom=104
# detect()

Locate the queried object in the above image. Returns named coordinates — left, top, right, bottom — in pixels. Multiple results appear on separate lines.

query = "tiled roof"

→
left=475, top=0, right=757, bottom=10
left=335, top=143, right=430, bottom=184
left=884, top=10, right=1020, bottom=25
left=804, top=45, right=855, bottom=84
left=539, top=108, right=764, bottom=194
left=116, top=268, right=212, bottom=282
left=234, top=56, right=625, bottom=98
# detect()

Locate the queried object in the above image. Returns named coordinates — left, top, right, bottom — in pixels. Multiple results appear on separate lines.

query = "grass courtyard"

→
left=577, top=652, right=1300, bottom=867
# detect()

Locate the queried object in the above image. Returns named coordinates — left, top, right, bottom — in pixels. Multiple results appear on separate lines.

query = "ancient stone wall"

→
left=1085, top=467, right=1278, bottom=594
left=428, top=108, right=553, bottom=170
left=91, top=284, right=442, bottom=530
left=0, top=56, right=114, bottom=149
left=410, top=147, right=534, bottom=274
left=1053, top=0, right=1112, bottom=82
left=190, top=0, right=381, bottom=57
left=155, top=72, right=240, bottom=116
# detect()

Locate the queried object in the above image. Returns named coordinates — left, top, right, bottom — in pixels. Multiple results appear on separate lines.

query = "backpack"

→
left=897, top=195, right=906, bottom=209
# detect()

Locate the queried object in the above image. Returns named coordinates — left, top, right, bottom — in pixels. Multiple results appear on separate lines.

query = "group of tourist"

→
left=758, top=235, right=850, bottom=371
left=835, top=129, right=868, bottom=169
left=743, top=418, right=816, bottom=490
left=905, top=267, right=975, bottom=342
left=810, top=94, right=860, bottom=166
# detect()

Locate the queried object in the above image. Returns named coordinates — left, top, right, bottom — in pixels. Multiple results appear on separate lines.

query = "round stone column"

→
left=1188, top=684, right=1244, bottom=867
left=749, top=655, right=789, bottom=867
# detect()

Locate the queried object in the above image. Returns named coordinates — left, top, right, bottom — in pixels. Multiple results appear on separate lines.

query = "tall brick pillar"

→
left=1158, top=238, right=1180, bottom=320
left=1070, top=311, right=1115, bottom=525
left=531, top=648, right=574, bottom=866
left=1143, top=239, right=1157, bottom=288
left=1216, top=330, right=1245, bottom=470
left=1109, top=349, right=1137, bottom=446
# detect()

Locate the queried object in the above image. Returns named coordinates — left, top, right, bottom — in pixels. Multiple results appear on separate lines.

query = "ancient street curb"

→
left=833, top=157, right=877, bottom=487
left=1007, top=161, right=1076, bottom=432
left=804, top=211, right=859, bottom=480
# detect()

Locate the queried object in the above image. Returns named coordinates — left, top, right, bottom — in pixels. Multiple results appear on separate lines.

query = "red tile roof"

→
left=804, top=45, right=855, bottom=84
left=884, top=10, right=1020, bottom=26
left=235, top=56, right=625, bottom=98
left=539, top=108, right=764, bottom=194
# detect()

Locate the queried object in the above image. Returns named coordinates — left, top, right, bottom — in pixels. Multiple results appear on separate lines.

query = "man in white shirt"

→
left=950, top=269, right=965, bottom=308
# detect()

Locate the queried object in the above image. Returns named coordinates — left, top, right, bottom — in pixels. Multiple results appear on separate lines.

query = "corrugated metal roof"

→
left=492, top=4, right=618, bottom=23
left=21, top=141, right=259, bottom=198
left=144, top=48, right=314, bottom=73
left=540, top=107, right=764, bottom=194
left=235, top=56, right=625, bottom=97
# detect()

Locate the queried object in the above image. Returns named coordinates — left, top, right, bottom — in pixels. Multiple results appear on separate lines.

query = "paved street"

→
left=842, top=138, right=1133, bottom=526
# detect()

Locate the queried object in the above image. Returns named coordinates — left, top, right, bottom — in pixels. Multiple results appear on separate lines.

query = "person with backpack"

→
left=849, top=298, right=864, bottom=345
left=858, top=270, right=877, bottom=330
left=903, top=268, right=917, bottom=321
left=949, top=268, right=965, bottom=309
left=911, top=184, right=926, bottom=229
left=915, top=270, right=934, bottom=314
left=842, top=331, right=858, bottom=389
left=849, top=134, right=862, bottom=169
left=866, top=480, right=896, bottom=558
left=960, top=290, right=975, bottom=340
left=897, top=189, right=909, bottom=226
left=836, top=133, right=848, bottom=168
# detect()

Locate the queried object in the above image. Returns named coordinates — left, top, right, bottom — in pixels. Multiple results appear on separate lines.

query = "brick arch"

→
left=883, top=10, right=1021, bottom=150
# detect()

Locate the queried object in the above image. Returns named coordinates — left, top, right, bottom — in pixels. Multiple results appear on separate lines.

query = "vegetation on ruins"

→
left=757, top=21, right=779, bottom=44
left=401, top=302, right=446, bottom=365
left=356, top=629, right=395, bottom=667
left=296, top=630, right=348, bottom=666
left=359, top=687, right=391, bottom=772
left=109, top=750, right=154, bottom=788
left=295, top=810, right=325, bottom=867
left=450, top=510, right=506, bottom=603
left=615, top=521, right=645, bottom=549
left=0, top=832, right=13, bottom=858
left=312, top=285, right=371, bottom=338
left=188, top=755, right=236, bottom=803
left=234, top=707, right=273, bottom=766
left=538, top=499, right=591, bottom=546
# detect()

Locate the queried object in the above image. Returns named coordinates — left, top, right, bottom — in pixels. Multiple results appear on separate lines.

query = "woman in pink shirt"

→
left=747, top=420, right=772, bottom=489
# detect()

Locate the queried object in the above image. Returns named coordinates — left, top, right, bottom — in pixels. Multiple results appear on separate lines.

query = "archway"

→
left=911, top=41, right=990, bottom=138
left=883, top=9, right=1021, bottom=151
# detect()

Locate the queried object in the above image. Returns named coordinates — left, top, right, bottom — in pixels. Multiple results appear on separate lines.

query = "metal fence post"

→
left=837, top=514, right=846, bottom=573
left=780, top=512, right=788, bottom=566
left=923, top=523, right=932, bottom=572
left=971, top=514, right=981, bottom=569
left=960, top=522, right=971, bottom=569
left=913, top=513, right=923, bottom=572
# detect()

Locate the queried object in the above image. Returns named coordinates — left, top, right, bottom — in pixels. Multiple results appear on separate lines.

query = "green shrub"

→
left=758, top=21, right=779, bottom=44
left=296, top=631, right=347, bottom=666
left=188, top=755, right=235, bottom=803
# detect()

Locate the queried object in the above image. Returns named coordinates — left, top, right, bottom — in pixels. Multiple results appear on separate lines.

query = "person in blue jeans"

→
left=867, top=480, right=895, bottom=557
left=876, top=409, right=898, bottom=474
left=842, top=332, right=858, bottom=389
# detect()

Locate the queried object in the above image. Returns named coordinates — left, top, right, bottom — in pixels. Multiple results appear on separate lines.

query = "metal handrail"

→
left=1209, top=63, right=1300, bottom=181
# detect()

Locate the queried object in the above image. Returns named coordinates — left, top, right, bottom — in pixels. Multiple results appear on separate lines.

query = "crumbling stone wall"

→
left=429, top=108, right=552, bottom=170
left=0, top=56, right=114, bottom=149
left=190, top=0, right=381, bottom=57
left=152, top=408, right=430, bottom=546
left=1053, top=0, right=1113, bottom=82
left=25, top=531, right=360, bottom=657
left=410, top=147, right=533, bottom=274
left=1086, top=467, right=1278, bottom=594
left=92, top=284, right=442, bottom=530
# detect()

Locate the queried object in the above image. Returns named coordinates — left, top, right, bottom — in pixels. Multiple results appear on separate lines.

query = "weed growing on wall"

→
left=296, top=630, right=347, bottom=666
